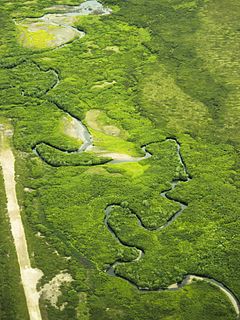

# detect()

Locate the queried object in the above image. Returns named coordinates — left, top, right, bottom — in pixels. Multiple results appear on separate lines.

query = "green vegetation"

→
left=17, top=24, right=55, bottom=49
left=35, top=143, right=111, bottom=166
left=0, top=0, right=239, bottom=319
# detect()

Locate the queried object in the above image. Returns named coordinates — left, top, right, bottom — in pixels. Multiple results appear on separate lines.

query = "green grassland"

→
left=0, top=0, right=240, bottom=319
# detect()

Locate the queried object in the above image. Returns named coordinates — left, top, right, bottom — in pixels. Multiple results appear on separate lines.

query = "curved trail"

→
left=4, top=1, right=239, bottom=317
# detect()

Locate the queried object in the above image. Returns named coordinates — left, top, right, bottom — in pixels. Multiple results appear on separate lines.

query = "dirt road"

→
left=0, top=128, right=43, bottom=320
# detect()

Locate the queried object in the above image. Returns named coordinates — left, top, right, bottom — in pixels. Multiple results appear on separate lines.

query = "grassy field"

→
left=0, top=0, right=239, bottom=319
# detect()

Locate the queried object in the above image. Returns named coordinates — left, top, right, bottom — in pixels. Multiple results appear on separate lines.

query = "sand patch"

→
left=85, top=109, right=121, bottom=137
left=85, top=109, right=101, bottom=131
left=24, top=187, right=35, bottom=192
left=46, top=0, right=111, bottom=16
left=103, top=125, right=120, bottom=136
left=105, top=46, right=120, bottom=53
left=91, top=80, right=116, bottom=89
left=101, top=152, right=143, bottom=162
left=17, top=21, right=83, bottom=49
left=63, top=116, right=83, bottom=141
left=40, top=272, right=73, bottom=310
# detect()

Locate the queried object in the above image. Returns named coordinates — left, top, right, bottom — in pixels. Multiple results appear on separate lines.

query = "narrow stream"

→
left=32, top=62, right=153, bottom=163
left=104, top=139, right=240, bottom=317
left=104, top=138, right=190, bottom=276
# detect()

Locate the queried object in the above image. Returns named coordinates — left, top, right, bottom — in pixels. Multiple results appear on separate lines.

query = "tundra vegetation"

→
left=0, top=0, right=240, bottom=319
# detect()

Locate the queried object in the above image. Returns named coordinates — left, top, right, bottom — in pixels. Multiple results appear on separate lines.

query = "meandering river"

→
left=3, top=0, right=239, bottom=318
left=35, top=64, right=240, bottom=316
left=32, top=4, right=240, bottom=316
